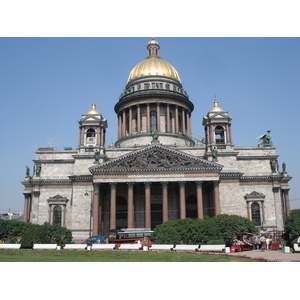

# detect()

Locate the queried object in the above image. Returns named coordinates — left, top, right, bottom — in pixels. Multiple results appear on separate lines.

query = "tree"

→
left=199, top=214, right=258, bottom=245
left=285, top=209, right=300, bottom=243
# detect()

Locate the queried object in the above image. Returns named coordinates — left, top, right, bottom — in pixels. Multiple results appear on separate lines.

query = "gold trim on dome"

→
left=209, top=99, right=225, bottom=112
left=86, top=102, right=101, bottom=115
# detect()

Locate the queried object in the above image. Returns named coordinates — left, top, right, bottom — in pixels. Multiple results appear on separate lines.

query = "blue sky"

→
left=0, top=37, right=300, bottom=214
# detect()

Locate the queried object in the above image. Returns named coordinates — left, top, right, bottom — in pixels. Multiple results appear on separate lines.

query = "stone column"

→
left=110, top=183, right=117, bottom=230
left=144, top=182, right=151, bottom=229
left=162, top=182, right=168, bottom=223
left=283, top=189, right=291, bottom=217
left=96, top=127, right=100, bottom=146
left=118, top=114, right=122, bottom=139
left=273, top=187, right=283, bottom=230
left=213, top=181, right=221, bottom=216
left=246, top=201, right=250, bottom=219
left=166, top=104, right=170, bottom=133
left=129, top=107, right=132, bottom=135
left=175, top=106, right=179, bottom=133
left=137, top=105, right=141, bottom=133
left=179, top=182, right=186, bottom=219
left=182, top=108, right=186, bottom=133
left=157, top=103, right=160, bottom=132
left=23, top=193, right=30, bottom=223
left=186, top=112, right=191, bottom=134
left=127, top=183, right=135, bottom=228
left=260, top=200, right=265, bottom=223
left=146, top=104, right=150, bottom=132
left=92, top=184, right=100, bottom=236
left=122, top=111, right=126, bottom=137
left=196, top=181, right=204, bottom=219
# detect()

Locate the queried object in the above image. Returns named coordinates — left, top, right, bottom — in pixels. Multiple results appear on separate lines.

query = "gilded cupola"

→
left=127, top=38, right=181, bottom=84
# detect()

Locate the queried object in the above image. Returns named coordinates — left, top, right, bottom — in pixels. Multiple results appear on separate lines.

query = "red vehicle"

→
left=108, top=228, right=154, bottom=246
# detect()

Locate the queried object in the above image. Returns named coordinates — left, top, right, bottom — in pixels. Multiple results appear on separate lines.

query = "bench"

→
left=33, top=244, right=58, bottom=250
left=199, top=245, right=226, bottom=252
left=173, top=245, right=200, bottom=252
left=91, top=244, right=116, bottom=251
left=0, top=244, right=21, bottom=250
left=149, top=244, right=174, bottom=251
left=294, top=244, right=300, bottom=253
left=118, top=244, right=142, bottom=251
left=63, top=244, right=87, bottom=250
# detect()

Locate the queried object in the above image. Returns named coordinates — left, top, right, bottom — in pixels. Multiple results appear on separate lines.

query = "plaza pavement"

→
left=229, top=248, right=300, bottom=262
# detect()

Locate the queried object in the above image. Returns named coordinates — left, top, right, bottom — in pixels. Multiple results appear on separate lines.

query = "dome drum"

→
left=115, top=132, right=195, bottom=148
left=119, top=76, right=187, bottom=102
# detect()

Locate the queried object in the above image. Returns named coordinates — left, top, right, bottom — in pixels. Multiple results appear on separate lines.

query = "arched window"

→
left=215, top=126, right=225, bottom=143
left=251, top=202, right=261, bottom=226
left=87, top=128, right=96, bottom=137
left=150, top=110, right=157, bottom=131
left=53, top=205, right=62, bottom=225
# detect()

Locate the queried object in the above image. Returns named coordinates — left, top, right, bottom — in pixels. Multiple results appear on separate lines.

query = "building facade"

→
left=22, top=38, right=292, bottom=242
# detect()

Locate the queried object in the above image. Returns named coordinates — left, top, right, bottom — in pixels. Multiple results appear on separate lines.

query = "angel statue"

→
left=257, top=130, right=274, bottom=147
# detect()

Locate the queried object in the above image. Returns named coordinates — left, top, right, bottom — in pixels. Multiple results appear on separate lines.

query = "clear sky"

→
left=1, top=36, right=300, bottom=214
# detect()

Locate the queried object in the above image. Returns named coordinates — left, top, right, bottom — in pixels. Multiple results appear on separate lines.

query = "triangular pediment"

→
left=90, top=144, right=223, bottom=174
left=80, top=115, right=101, bottom=122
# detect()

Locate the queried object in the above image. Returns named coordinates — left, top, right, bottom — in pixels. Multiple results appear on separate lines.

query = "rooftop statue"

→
left=151, top=130, right=159, bottom=141
left=257, top=130, right=274, bottom=147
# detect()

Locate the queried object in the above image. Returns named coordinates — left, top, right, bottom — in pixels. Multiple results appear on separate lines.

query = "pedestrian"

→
left=266, top=236, right=270, bottom=250
left=281, top=233, right=287, bottom=252
left=260, top=235, right=266, bottom=252
left=297, top=236, right=300, bottom=247
left=251, top=235, right=255, bottom=250
left=255, top=235, right=260, bottom=250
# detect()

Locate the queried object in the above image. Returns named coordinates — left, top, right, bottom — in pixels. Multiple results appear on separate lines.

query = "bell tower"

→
left=78, top=102, right=108, bottom=159
left=202, top=98, right=233, bottom=150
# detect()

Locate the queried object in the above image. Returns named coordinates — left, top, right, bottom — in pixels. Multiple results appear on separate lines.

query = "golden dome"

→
left=127, top=38, right=181, bottom=84
left=209, top=99, right=225, bottom=112
left=85, top=102, right=101, bottom=115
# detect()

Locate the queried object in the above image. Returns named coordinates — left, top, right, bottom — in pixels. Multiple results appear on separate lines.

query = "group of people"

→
left=232, top=234, right=273, bottom=252
left=252, top=234, right=273, bottom=251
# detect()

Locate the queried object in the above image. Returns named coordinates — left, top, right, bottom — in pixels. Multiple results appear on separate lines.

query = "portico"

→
left=90, top=144, right=222, bottom=235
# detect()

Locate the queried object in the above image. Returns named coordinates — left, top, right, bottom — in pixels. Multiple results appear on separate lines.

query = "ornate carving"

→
left=115, top=150, right=207, bottom=169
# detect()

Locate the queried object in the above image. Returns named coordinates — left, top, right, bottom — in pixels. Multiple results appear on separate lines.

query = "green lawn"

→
left=0, top=250, right=258, bottom=262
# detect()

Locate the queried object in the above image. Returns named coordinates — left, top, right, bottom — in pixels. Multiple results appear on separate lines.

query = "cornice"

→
left=237, top=155, right=278, bottom=160
left=33, top=159, right=75, bottom=164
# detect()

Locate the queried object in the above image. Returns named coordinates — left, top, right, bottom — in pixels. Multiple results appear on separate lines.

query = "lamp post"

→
left=85, top=189, right=93, bottom=239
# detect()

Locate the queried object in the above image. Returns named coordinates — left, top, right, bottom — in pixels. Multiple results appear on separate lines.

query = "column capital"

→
left=213, top=181, right=220, bottom=188
left=161, top=182, right=168, bottom=189
left=179, top=181, right=186, bottom=188
left=196, top=181, right=203, bottom=188
left=282, top=188, right=290, bottom=194
left=144, top=182, right=151, bottom=189
left=127, top=182, right=134, bottom=190
left=110, top=183, right=117, bottom=190
left=272, top=187, right=280, bottom=193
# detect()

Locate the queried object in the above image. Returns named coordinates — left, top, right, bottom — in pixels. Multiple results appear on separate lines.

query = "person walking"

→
left=260, top=235, right=266, bottom=252
left=281, top=233, right=287, bottom=252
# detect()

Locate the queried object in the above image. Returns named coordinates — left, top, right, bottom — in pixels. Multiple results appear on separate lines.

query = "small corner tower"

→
left=202, top=98, right=233, bottom=151
left=78, top=102, right=108, bottom=158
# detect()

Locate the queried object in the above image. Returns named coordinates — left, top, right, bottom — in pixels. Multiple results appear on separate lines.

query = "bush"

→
left=152, top=214, right=258, bottom=246
left=0, top=219, right=72, bottom=248
left=207, top=239, right=225, bottom=245
left=20, top=222, right=72, bottom=248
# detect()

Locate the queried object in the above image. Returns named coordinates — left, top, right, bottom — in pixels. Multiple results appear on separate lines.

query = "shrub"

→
left=152, top=214, right=258, bottom=245
left=207, top=239, right=225, bottom=245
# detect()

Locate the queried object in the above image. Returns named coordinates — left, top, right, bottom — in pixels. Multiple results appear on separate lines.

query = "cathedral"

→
left=22, top=38, right=292, bottom=242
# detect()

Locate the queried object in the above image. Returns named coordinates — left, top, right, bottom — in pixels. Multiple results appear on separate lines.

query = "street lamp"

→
left=85, top=189, right=93, bottom=239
